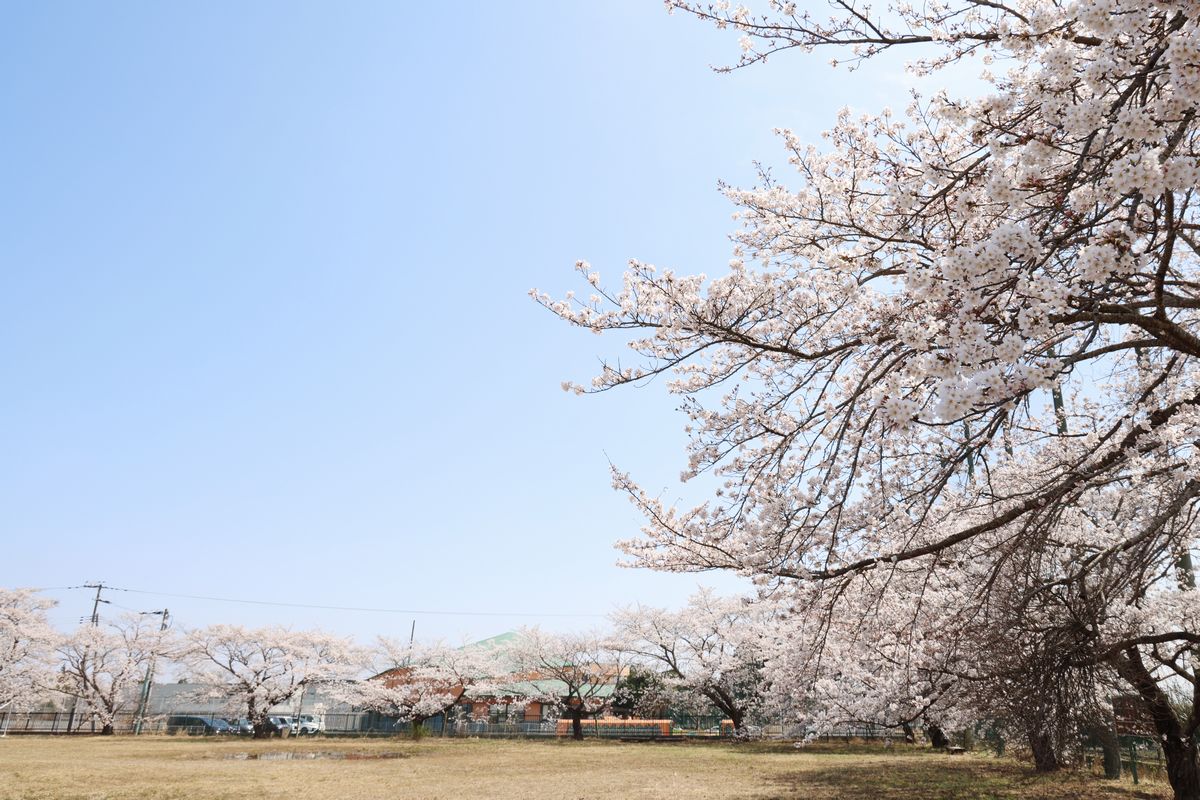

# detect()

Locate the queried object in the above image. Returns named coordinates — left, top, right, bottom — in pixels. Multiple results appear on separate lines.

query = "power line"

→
left=84, top=584, right=606, bottom=618
left=106, top=599, right=150, bottom=614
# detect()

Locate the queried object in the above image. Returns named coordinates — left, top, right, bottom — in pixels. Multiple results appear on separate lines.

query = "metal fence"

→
left=2, top=709, right=802, bottom=740
left=1083, top=740, right=1169, bottom=786
left=0, top=711, right=399, bottom=737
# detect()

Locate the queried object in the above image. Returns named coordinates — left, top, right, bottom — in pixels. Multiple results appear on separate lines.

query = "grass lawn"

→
left=0, top=736, right=1174, bottom=800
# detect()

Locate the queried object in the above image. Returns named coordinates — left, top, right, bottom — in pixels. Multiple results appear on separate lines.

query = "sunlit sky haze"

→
left=1, top=2, right=981, bottom=643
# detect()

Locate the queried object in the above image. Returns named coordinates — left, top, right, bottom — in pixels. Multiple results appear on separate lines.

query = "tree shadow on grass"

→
left=763, top=757, right=1169, bottom=800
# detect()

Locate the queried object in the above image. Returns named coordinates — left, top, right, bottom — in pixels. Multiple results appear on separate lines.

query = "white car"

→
left=296, top=714, right=322, bottom=735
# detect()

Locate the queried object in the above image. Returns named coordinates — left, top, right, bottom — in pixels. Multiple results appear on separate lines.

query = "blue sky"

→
left=1, top=2, right=952, bottom=641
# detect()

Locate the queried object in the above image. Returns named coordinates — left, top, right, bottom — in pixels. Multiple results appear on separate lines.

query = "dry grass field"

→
left=0, top=736, right=1173, bottom=800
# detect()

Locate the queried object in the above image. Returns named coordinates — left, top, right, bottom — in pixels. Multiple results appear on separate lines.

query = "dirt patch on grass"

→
left=767, top=753, right=1170, bottom=800
left=220, top=750, right=408, bottom=760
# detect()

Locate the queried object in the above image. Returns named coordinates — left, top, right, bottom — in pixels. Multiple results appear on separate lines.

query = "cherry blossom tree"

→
left=610, top=664, right=680, bottom=719
left=536, top=2, right=1200, bottom=795
left=761, top=565, right=969, bottom=744
left=505, top=629, right=629, bottom=740
left=182, top=625, right=365, bottom=738
left=612, top=589, right=766, bottom=734
left=56, top=614, right=172, bottom=735
left=0, top=588, right=57, bottom=714
left=334, top=638, right=504, bottom=736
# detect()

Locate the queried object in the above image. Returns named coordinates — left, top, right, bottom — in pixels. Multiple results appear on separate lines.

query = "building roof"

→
left=491, top=679, right=617, bottom=699
left=463, top=632, right=519, bottom=650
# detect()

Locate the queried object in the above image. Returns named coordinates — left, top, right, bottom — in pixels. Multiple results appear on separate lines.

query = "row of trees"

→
left=0, top=587, right=766, bottom=740
left=0, top=592, right=364, bottom=737
left=535, top=1, right=1200, bottom=799
left=0, top=582, right=1144, bottom=753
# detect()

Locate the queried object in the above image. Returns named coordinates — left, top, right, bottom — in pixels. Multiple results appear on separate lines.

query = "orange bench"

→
left=555, top=719, right=673, bottom=738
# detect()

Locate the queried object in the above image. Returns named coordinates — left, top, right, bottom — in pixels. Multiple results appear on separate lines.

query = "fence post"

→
left=1129, top=742, right=1139, bottom=785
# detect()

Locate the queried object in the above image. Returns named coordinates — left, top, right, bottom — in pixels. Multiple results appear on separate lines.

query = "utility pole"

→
left=404, top=619, right=416, bottom=666
left=133, top=609, right=169, bottom=735
left=83, top=582, right=109, bottom=626
left=67, top=582, right=109, bottom=733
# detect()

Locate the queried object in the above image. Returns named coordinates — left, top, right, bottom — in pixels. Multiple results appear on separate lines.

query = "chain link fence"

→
left=0, top=710, right=746, bottom=739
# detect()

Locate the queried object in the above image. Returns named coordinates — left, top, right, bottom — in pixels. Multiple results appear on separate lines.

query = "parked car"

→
left=165, top=716, right=234, bottom=736
left=268, top=716, right=298, bottom=736
left=226, top=718, right=255, bottom=735
left=295, top=714, right=322, bottom=735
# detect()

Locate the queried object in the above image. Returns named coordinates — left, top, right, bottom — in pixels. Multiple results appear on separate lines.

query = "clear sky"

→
left=0, top=2, right=954, bottom=642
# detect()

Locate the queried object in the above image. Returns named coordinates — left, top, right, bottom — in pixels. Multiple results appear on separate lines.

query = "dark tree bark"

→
left=901, top=722, right=915, bottom=744
left=411, top=714, right=428, bottom=740
left=703, top=686, right=746, bottom=736
left=569, top=707, right=584, bottom=740
left=1160, top=734, right=1200, bottom=800
left=1114, top=648, right=1200, bottom=800
left=926, top=722, right=949, bottom=748
left=1086, top=721, right=1122, bottom=779
left=1028, top=731, right=1061, bottom=772
left=249, top=701, right=271, bottom=739
left=100, top=722, right=114, bottom=735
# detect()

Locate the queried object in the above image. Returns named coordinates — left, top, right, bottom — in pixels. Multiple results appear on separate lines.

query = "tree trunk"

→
left=1162, top=736, right=1200, bottom=800
left=1028, top=730, right=1060, bottom=772
left=1086, top=722, right=1122, bottom=779
left=250, top=705, right=271, bottom=739
left=705, top=687, right=746, bottom=739
left=1114, top=647, right=1200, bottom=800
left=100, top=722, right=114, bottom=736
left=570, top=708, right=583, bottom=741
left=901, top=722, right=915, bottom=744
left=926, top=723, right=949, bottom=748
